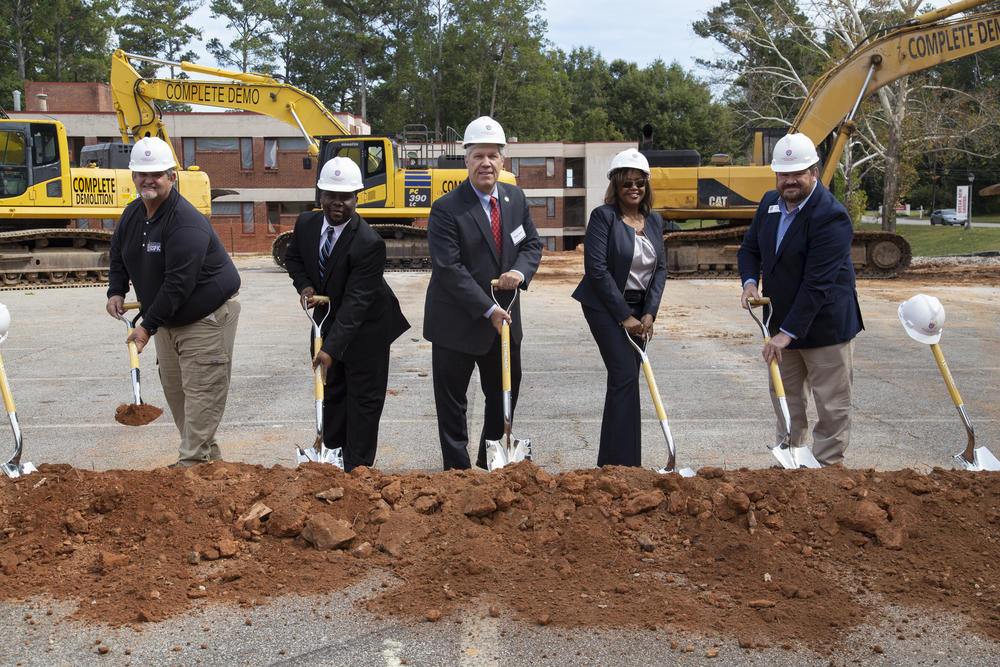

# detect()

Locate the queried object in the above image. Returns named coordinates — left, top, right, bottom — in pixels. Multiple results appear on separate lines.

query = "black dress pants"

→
left=582, top=301, right=644, bottom=467
left=431, top=337, right=521, bottom=470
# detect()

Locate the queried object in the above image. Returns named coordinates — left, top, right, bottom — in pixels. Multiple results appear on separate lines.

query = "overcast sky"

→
left=186, top=1, right=722, bottom=75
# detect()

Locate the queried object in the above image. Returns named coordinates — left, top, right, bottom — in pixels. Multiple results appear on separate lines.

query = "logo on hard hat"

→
left=144, top=150, right=152, bottom=157
left=785, top=149, right=792, bottom=156
left=334, top=170, right=342, bottom=177
left=485, top=124, right=493, bottom=130
left=927, top=322, right=936, bottom=330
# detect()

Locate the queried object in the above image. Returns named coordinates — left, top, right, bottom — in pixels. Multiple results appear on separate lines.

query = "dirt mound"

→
left=1, top=462, right=997, bottom=651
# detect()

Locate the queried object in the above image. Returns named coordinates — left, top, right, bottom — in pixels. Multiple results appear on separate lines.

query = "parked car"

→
left=930, top=209, right=962, bottom=225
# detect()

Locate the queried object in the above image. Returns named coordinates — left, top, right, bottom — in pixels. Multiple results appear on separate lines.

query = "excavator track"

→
left=0, top=228, right=114, bottom=289
left=663, top=226, right=912, bottom=279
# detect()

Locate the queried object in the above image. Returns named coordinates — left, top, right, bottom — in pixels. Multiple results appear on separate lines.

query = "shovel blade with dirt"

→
left=746, top=298, right=821, bottom=469
left=485, top=282, right=532, bottom=471
left=114, top=302, right=163, bottom=426
left=296, top=295, right=344, bottom=469
left=623, top=331, right=695, bottom=477
left=0, top=317, right=36, bottom=478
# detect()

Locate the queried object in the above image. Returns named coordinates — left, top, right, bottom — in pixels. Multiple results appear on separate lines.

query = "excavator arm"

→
left=792, top=0, right=1000, bottom=174
left=110, top=50, right=349, bottom=158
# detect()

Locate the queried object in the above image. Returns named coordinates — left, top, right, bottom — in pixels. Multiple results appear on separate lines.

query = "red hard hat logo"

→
left=785, top=149, right=792, bottom=156
left=485, top=124, right=493, bottom=130
left=334, top=170, right=341, bottom=176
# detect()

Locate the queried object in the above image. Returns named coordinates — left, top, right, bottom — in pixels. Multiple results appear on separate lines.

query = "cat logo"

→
left=708, top=196, right=728, bottom=207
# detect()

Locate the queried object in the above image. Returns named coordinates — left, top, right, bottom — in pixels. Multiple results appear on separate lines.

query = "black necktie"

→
left=319, top=227, right=335, bottom=278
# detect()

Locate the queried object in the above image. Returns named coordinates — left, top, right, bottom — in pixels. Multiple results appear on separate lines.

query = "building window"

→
left=280, top=137, right=310, bottom=150
left=241, top=202, right=254, bottom=233
left=196, top=137, right=238, bottom=150
left=565, top=168, right=574, bottom=187
left=546, top=158, right=555, bottom=178
left=519, top=157, right=545, bottom=166
left=510, top=158, right=519, bottom=176
left=183, top=138, right=195, bottom=168
left=102, top=219, right=115, bottom=230
left=211, top=202, right=240, bottom=216
left=267, top=201, right=313, bottom=233
left=525, top=197, right=546, bottom=207
left=547, top=197, right=556, bottom=217
left=240, top=138, right=253, bottom=170
left=265, top=139, right=277, bottom=170
left=546, top=237, right=556, bottom=251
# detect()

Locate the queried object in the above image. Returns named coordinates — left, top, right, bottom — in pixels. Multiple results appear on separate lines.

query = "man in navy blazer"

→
left=738, top=133, right=863, bottom=466
left=423, top=116, right=543, bottom=470
left=285, top=157, right=409, bottom=472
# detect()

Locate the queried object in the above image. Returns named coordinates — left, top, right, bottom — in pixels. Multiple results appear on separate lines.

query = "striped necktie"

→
left=319, top=227, right=335, bottom=277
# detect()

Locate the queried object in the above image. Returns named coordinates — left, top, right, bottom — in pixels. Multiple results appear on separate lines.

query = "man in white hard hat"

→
left=284, top=157, right=409, bottom=472
left=423, top=116, right=543, bottom=470
left=737, top=132, right=863, bottom=466
left=106, top=136, right=242, bottom=467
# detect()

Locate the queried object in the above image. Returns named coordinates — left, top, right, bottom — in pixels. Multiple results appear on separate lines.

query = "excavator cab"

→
left=316, top=137, right=392, bottom=208
left=0, top=125, right=29, bottom=198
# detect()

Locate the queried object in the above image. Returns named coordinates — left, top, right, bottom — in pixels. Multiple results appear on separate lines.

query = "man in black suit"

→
left=285, top=157, right=410, bottom=472
left=423, top=116, right=543, bottom=470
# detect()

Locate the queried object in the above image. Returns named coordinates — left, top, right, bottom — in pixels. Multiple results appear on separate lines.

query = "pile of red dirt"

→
left=1, top=462, right=997, bottom=652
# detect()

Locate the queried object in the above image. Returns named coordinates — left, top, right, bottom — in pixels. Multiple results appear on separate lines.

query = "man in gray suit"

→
left=423, top=116, right=543, bottom=470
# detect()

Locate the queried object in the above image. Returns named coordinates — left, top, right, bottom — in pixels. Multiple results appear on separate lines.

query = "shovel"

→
left=295, top=295, right=344, bottom=468
left=746, top=298, right=821, bottom=469
left=484, top=280, right=531, bottom=471
left=0, top=305, right=37, bottom=479
left=114, top=302, right=163, bottom=426
left=623, top=330, right=695, bottom=477
left=929, top=342, right=1000, bottom=471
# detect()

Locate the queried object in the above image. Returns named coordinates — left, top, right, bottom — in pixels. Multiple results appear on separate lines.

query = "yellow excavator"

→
left=109, top=50, right=509, bottom=269
left=651, top=0, right=1000, bottom=277
left=0, top=113, right=210, bottom=286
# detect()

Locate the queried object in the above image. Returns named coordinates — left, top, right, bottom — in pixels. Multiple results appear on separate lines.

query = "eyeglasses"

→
left=620, top=178, right=647, bottom=189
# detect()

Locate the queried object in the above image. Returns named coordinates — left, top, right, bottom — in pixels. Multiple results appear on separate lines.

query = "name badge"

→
left=511, top=225, right=526, bottom=245
left=147, top=242, right=161, bottom=253
left=768, top=205, right=780, bottom=214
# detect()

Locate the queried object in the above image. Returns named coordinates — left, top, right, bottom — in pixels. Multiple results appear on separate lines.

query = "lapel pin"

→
left=503, top=196, right=509, bottom=203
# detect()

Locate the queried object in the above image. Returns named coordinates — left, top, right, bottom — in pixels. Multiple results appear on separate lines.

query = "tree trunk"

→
left=880, top=78, right=909, bottom=234
left=359, top=58, right=367, bottom=122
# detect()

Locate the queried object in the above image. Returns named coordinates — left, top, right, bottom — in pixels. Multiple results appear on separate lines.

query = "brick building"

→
left=11, top=82, right=633, bottom=255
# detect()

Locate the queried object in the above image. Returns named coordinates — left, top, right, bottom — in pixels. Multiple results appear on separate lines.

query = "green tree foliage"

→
left=207, top=0, right=279, bottom=74
left=118, top=0, right=203, bottom=77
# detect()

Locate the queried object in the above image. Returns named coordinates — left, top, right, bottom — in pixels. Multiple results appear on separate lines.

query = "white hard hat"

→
left=898, top=294, right=945, bottom=344
left=317, top=157, right=363, bottom=192
left=607, top=149, right=650, bottom=178
left=129, top=137, right=177, bottom=172
left=0, top=303, right=9, bottom=337
left=771, top=133, right=819, bottom=173
left=462, top=116, right=506, bottom=148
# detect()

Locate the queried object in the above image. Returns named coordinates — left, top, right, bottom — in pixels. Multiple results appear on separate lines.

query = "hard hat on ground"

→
left=898, top=294, right=945, bottom=344
left=0, top=303, right=9, bottom=337
left=129, top=137, right=177, bottom=172
left=463, top=116, right=506, bottom=148
left=771, top=133, right=819, bottom=173
left=607, top=149, right=650, bottom=178
left=317, top=157, right=364, bottom=192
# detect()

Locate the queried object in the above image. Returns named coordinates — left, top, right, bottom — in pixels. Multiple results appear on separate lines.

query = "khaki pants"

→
left=154, top=298, right=240, bottom=465
left=769, top=340, right=853, bottom=466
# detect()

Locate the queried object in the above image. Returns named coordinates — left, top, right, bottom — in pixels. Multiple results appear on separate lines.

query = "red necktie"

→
left=489, top=196, right=502, bottom=259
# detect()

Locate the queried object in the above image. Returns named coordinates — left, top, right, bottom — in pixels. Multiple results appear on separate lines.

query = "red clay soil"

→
left=1, top=461, right=997, bottom=652
left=114, top=403, right=164, bottom=426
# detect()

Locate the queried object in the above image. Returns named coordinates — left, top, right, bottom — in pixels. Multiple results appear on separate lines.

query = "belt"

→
left=623, top=289, right=645, bottom=304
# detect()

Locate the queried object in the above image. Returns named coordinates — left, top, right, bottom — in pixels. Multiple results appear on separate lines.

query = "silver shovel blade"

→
left=485, top=436, right=531, bottom=471
left=954, top=447, right=1000, bottom=471
left=655, top=464, right=696, bottom=477
left=295, top=444, right=344, bottom=469
left=789, top=445, right=822, bottom=469
left=2, top=460, right=37, bottom=478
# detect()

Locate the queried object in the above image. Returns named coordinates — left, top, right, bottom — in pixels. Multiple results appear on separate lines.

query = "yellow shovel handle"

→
left=313, top=336, right=324, bottom=400
left=0, top=352, right=16, bottom=413
left=931, top=343, right=963, bottom=407
left=500, top=323, right=511, bottom=392
left=764, top=336, right=786, bottom=398
left=642, top=361, right=667, bottom=421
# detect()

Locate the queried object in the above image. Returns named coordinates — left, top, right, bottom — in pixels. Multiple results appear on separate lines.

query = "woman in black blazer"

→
left=571, top=149, right=668, bottom=467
